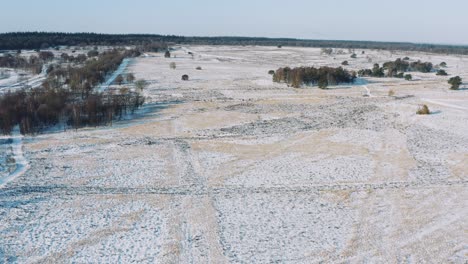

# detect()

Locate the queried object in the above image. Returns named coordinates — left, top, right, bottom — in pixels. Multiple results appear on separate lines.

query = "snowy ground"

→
left=0, top=45, right=467, bottom=263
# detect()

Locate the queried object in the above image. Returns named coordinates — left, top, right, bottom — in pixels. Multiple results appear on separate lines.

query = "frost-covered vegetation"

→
left=0, top=49, right=145, bottom=135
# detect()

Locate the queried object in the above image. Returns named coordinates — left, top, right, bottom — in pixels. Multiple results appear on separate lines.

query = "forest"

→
left=2, top=32, right=468, bottom=55
left=0, top=49, right=145, bottom=135
left=273, top=66, right=356, bottom=88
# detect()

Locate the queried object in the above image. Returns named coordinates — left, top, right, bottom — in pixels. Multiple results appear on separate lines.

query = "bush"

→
left=268, top=70, right=275, bottom=75
left=341, top=61, right=349, bottom=66
left=350, top=53, right=357, bottom=59
left=416, top=104, right=430, bottom=115
left=196, top=66, right=203, bottom=70
left=135, top=79, right=148, bottom=91
left=436, top=69, right=448, bottom=76
left=321, top=48, right=333, bottom=55
left=440, top=62, right=447, bottom=67
left=164, top=51, right=171, bottom=58
left=87, top=50, right=99, bottom=57
left=394, top=72, right=404, bottom=78
left=448, top=76, right=462, bottom=90
left=403, top=57, right=410, bottom=61
left=388, top=89, right=395, bottom=96
left=126, top=73, right=135, bottom=82
left=404, top=74, right=412, bottom=81
left=170, top=62, right=176, bottom=69
left=181, top=74, right=189, bottom=81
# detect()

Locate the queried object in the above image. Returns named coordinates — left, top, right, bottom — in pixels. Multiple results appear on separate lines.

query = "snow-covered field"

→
left=0, top=45, right=467, bottom=263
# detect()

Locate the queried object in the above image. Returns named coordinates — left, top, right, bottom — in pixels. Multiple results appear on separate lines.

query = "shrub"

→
left=341, top=61, right=349, bottom=66
left=403, top=57, right=410, bottom=61
left=416, top=104, right=430, bottom=115
left=350, top=53, right=357, bottom=59
left=436, top=69, right=448, bottom=76
left=410, top=60, right=433, bottom=73
left=87, top=50, right=99, bottom=57
left=404, top=74, right=412, bottom=81
left=196, top=66, right=203, bottom=70
left=170, top=62, right=176, bottom=69
left=115, top=75, right=124, bottom=85
left=440, top=62, right=447, bottom=67
left=181, top=74, right=189, bottom=81
left=126, top=73, right=135, bottom=82
left=448, top=76, right=462, bottom=90
left=164, top=51, right=171, bottom=58
left=388, top=89, right=395, bottom=96
left=395, top=72, right=405, bottom=78
left=135, top=79, right=148, bottom=91
left=321, top=48, right=333, bottom=55
left=268, top=70, right=275, bottom=75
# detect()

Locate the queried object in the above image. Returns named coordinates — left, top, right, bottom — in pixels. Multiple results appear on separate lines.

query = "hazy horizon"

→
left=2, top=0, right=468, bottom=45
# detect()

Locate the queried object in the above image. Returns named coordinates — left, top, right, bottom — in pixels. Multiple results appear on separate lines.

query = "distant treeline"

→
left=1, top=32, right=468, bottom=55
left=273, top=66, right=356, bottom=88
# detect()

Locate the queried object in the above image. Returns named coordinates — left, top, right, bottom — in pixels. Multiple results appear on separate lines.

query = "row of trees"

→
left=0, top=88, right=144, bottom=135
left=273, top=66, right=356, bottom=88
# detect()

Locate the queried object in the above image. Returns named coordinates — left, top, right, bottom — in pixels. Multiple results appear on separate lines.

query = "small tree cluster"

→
left=358, top=64, right=384, bottom=77
left=273, top=66, right=356, bottom=88
left=410, top=60, right=433, bottom=73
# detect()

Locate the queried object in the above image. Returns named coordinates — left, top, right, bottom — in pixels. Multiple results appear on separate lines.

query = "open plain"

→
left=1, top=45, right=467, bottom=263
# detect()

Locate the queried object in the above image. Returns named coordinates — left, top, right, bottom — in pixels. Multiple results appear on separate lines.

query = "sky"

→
left=1, top=0, right=468, bottom=45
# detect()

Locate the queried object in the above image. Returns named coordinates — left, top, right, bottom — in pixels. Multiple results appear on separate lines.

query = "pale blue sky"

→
left=1, top=0, right=467, bottom=44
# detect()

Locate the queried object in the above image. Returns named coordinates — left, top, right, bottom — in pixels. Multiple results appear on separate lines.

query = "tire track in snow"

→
left=1, top=179, right=465, bottom=197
